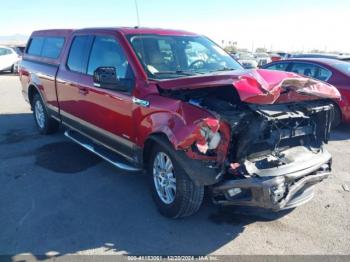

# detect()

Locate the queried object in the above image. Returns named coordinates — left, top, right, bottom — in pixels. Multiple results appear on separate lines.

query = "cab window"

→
left=41, top=37, right=65, bottom=59
left=27, top=37, right=45, bottom=56
left=27, top=36, right=64, bottom=58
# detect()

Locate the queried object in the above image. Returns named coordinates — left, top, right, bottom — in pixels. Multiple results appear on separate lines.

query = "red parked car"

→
left=20, top=28, right=340, bottom=218
left=263, top=58, right=350, bottom=125
left=270, top=54, right=282, bottom=62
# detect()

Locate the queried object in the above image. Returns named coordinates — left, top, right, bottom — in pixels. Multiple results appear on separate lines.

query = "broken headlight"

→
left=196, top=126, right=222, bottom=154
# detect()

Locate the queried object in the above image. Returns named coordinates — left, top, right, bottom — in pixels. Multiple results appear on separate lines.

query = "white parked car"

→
left=254, top=52, right=272, bottom=67
left=0, top=46, right=22, bottom=73
left=236, top=52, right=258, bottom=69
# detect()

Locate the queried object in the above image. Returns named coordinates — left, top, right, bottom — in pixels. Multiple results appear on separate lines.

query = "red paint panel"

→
left=157, top=69, right=341, bottom=104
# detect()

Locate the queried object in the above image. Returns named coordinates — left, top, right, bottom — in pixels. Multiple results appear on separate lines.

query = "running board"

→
left=64, top=130, right=142, bottom=172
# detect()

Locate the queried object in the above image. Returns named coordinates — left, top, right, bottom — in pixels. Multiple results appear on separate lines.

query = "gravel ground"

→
left=0, top=74, right=349, bottom=259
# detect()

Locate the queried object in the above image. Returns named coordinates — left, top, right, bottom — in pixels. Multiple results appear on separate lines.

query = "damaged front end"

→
left=158, top=70, right=340, bottom=211
left=211, top=100, right=333, bottom=210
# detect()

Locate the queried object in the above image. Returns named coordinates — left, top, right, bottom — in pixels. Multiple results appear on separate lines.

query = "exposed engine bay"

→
left=161, top=85, right=334, bottom=177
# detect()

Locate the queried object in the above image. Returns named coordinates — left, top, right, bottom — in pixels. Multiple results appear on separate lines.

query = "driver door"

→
left=66, top=34, right=136, bottom=160
left=82, top=35, right=136, bottom=159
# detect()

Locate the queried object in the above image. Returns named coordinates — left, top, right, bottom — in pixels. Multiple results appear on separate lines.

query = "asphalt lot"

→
left=0, top=74, right=349, bottom=259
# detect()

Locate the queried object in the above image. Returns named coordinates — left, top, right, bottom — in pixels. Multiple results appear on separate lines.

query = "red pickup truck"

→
left=20, top=27, right=340, bottom=218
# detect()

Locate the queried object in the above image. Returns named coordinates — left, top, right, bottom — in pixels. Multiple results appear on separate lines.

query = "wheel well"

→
left=28, top=85, right=39, bottom=107
left=143, top=133, right=171, bottom=168
left=331, top=102, right=343, bottom=127
left=333, top=102, right=342, bottom=119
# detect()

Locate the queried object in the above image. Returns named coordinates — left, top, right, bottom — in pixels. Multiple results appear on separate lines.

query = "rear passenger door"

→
left=56, top=35, right=94, bottom=123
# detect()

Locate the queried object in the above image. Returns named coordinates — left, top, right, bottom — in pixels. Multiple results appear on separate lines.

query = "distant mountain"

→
left=0, top=34, right=29, bottom=45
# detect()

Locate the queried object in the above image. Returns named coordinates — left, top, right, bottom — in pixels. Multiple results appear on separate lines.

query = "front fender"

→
left=137, top=110, right=196, bottom=149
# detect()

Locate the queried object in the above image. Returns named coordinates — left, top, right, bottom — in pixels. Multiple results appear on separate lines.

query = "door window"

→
left=0, top=48, right=11, bottom=56
left=317, top=67, right=332, bottom=81
left=87, top=36, right=130, bottom=80
left=290, top=62, right=332, bottom=81
left=67, top=36, right=92, bottom=73
left=290, top=63, right=318, bottom=77
left=264, top=62, right=290, bottom=71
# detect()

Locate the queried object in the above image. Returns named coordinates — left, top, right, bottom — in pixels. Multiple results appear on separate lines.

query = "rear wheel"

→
left=32, top=94, right=59, bottom=134
left=148, top=143, right=204, bottom=218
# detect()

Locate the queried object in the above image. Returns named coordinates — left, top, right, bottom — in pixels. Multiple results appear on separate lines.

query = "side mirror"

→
left=93, top=67, right=129, bottom=92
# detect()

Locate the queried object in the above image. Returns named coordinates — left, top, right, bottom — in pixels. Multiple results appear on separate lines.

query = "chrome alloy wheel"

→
left=153, top=152, right=176, bottom=204
left=35, top=100, right=45, bottom=129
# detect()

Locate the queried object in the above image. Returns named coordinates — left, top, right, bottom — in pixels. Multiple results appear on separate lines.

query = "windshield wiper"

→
left=216, top=67, right=237, bottom=71
left=153, top=70, right=198, bottom=76
left=205, top=67, right=238, bottom=74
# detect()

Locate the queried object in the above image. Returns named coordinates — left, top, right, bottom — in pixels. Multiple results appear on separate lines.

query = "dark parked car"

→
left=20, top=28, right=340, bottom=218
left=262, top=58, right=350, bottom=125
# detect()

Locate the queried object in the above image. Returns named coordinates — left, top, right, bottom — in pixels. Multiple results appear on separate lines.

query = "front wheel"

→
left=32, top=94, right=59, bottom=134
left=148, top=143, right=204, bottom=218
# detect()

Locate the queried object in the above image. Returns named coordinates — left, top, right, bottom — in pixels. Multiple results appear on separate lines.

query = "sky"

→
left=1, top=0, right=349, bottom=52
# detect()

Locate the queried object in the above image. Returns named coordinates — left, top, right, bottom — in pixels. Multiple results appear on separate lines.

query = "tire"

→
left=10, top=65, right=14, bottom=74
left=332, top=105, right=342, bottom=129
left=32, top=94, right=59, bottom=135
left=148, top=143, right=204, bottom=218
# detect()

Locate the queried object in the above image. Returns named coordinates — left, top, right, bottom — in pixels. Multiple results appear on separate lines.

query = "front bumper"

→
left=212, top=151, right=331, bottom=211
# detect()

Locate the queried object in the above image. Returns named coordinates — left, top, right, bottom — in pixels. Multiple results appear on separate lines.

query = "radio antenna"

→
left=134, top=0, right=141, bottom=27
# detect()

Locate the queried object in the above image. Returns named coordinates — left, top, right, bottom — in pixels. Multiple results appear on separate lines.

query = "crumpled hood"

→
left=157, top=69, right=341, bottom=104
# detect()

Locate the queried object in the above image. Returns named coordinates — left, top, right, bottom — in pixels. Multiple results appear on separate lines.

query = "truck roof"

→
left=31, top=29, right=74, bottom=37
left=31, top=27, right=198, bottom=37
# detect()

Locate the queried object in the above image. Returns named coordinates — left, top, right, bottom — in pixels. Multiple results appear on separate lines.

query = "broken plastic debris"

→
left=230, top=163, right=241, bottom=170
left=196, top=142, right=209, bottom=154
left=342, top=184, right=349, bottom=192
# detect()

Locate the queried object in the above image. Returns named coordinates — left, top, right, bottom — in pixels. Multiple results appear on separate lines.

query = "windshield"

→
left=127, top=35, right=243, bottom=79
left=333, top=61, right=350, bottom=76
